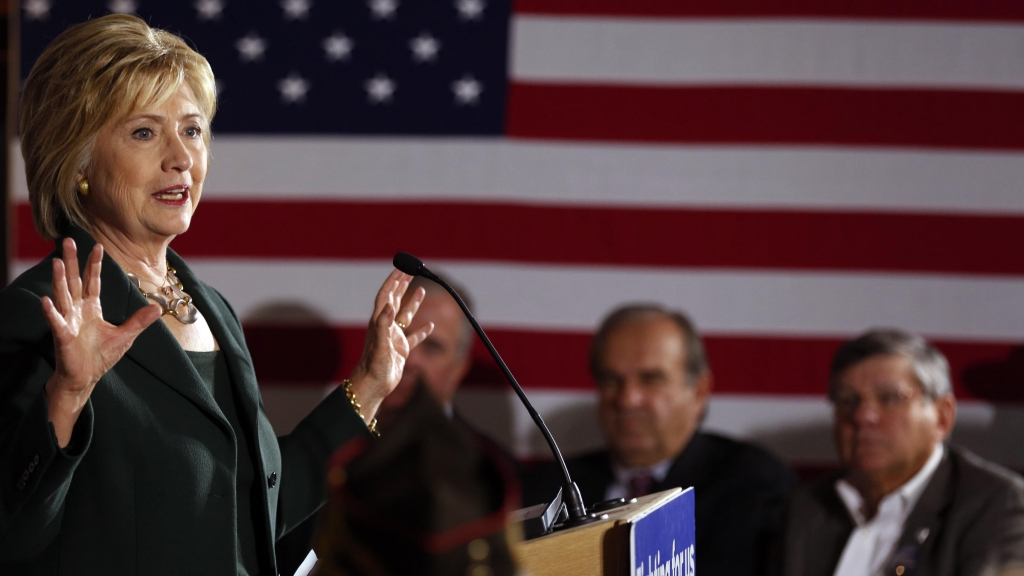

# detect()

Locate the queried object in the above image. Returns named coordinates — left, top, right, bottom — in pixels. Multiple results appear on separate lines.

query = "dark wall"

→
left=1, top=2, right=10, bottom=287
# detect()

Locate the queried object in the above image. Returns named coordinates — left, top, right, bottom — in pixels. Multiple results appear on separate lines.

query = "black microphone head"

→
left=393, top=252, right=425, bottom=276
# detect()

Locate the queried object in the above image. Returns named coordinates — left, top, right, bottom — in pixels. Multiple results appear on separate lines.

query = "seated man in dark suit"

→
left=779, top=329, right=1024, bottom=576
left=524, top=304, right=796, bottom=576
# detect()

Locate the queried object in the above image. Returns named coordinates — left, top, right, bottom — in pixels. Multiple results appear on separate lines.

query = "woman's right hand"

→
left=42, top=238, right=162, bottom=447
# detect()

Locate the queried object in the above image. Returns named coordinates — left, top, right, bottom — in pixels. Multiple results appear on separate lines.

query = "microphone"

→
left=392, top=251, right=428, bottom=278
left=393, top=252, right=602, bottom=529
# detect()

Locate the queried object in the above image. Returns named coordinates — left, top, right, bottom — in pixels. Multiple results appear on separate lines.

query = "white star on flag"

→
left=214, top=79, right=226, bottom=97
left=23, top=0, right=52, bottom=20
left=278, top=73, right=310, bottom=104
left=322, top=33, right=354, bottom=62
left=451, top=75, right=483, bottom=105
left=108, top=0, right=138, bottom=14
left=236, top=33, right=268, bottom=62
left=455, top=0, right=484, bottom=21
left=365, top=74, right=396, bottom=104
left=368, top=0, right=398, bottom=20
left=281, top=0, right=312, bottom=20
left=409, top=33, right=440, bottom=63
left=195, top=0, right=225, bottom=21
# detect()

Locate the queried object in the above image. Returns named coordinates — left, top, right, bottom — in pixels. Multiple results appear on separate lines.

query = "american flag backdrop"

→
left=12, top=1, right=1024, bottom=471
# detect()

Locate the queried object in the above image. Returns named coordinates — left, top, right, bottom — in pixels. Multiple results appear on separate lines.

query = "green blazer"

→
left=0, top=227, right=371, bottom=575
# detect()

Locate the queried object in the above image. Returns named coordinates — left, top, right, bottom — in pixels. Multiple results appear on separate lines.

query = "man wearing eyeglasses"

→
left=778, top=329, right=1024, bottom=576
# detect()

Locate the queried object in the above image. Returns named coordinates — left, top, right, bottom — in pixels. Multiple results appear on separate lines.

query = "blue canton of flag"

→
left=20, top=0, right=511, bottom=134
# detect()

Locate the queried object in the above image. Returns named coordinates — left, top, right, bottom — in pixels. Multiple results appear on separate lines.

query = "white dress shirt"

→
left=604, top=457, right=674, bottom=501
left=832, top=443, right=945, bottom=576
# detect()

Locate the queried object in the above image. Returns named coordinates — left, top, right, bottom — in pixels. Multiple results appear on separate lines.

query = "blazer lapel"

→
left=165, top=252, right=276, bottom=489
left=62, top=228, right=226, bottom=426
left=812, top=488, right=855, bottom=576
left=658, top=432, right=713, bottom=492
left=166, top=250, right=282, bottom=568
left=785, top=475, right=853, bottom=576
left=885, top=448, right=953, bottom=576
left=165, top=250, right=261, bottom=420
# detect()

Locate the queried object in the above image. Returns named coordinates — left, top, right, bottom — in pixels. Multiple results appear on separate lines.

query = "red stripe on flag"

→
left=506, top=83, right=1024, bottom=150
left=244, top=325, right=1024, bottom=402
left=513, top=0, right=1024, bottom=21
left=16, top=202, right=1024, bottom=276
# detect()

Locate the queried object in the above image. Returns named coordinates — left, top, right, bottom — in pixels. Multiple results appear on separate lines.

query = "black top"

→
left=186, top=350, right=259, bottom=576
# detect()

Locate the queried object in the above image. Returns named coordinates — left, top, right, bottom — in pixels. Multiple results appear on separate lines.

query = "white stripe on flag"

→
left=451, top=389, right=1024, bottom=466
left=187, top=260, right=1024, bottom=341
left=14, top=139, right=1024, bottom=215
left=12, top=259, right=1018, bottom=341
left=256, top=384, right=1024, bottom=466
left=511, top=17, right=1024, bottom=89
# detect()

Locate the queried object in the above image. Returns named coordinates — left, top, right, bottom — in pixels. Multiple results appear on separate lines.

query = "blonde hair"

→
left=20, top=14, right=217, bottom=240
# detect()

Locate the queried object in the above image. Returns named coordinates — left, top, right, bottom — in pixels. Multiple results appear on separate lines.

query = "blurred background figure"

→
left=375, top=274, right=517, bottom=459
left=376, top=275, right=475, bottom=430
left=280, top=275, right=515, bottom=575
left=313, top=386, right=520, bottom=576
left=779, top=329, right=1024, bottom=576
left=523, top=304, right=796, bottom=576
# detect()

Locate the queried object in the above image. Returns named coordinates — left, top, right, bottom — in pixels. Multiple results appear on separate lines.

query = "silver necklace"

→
left=125, top=265, right=199, bottom=324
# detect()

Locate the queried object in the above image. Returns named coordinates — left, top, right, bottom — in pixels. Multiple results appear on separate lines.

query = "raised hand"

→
left=42, top=238, right=162, bottom=447
left=349, top=269, right=434, bottom=423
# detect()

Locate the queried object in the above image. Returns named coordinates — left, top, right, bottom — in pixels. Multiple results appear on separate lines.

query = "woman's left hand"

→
left=348, top=269, right=434, bottom=423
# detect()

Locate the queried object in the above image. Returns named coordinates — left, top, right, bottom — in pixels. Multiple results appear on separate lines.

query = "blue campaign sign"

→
left=631, top=488, right=696, bottom=576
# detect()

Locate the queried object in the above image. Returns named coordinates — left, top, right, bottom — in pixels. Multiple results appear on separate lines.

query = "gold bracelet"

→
left=343, top=379, right=380, bottom=437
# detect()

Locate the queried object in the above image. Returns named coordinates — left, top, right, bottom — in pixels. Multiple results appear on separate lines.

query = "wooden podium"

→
left=513, top=488, right=689, bottom=576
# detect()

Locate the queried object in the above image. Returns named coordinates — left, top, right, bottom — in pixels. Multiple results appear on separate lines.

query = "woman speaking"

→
left=0, top=14, right=432, bottom=575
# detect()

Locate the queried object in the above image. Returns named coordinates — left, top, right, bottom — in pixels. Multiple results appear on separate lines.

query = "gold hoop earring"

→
left=77, top=179, right=90, bottom=196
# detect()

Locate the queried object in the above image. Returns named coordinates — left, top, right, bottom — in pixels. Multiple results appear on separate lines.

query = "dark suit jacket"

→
left=522, top=432, right=797, bottom=576
left=779, top=445, right=1024, bottom=576
left=0, top=228, right=371, bottom=575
